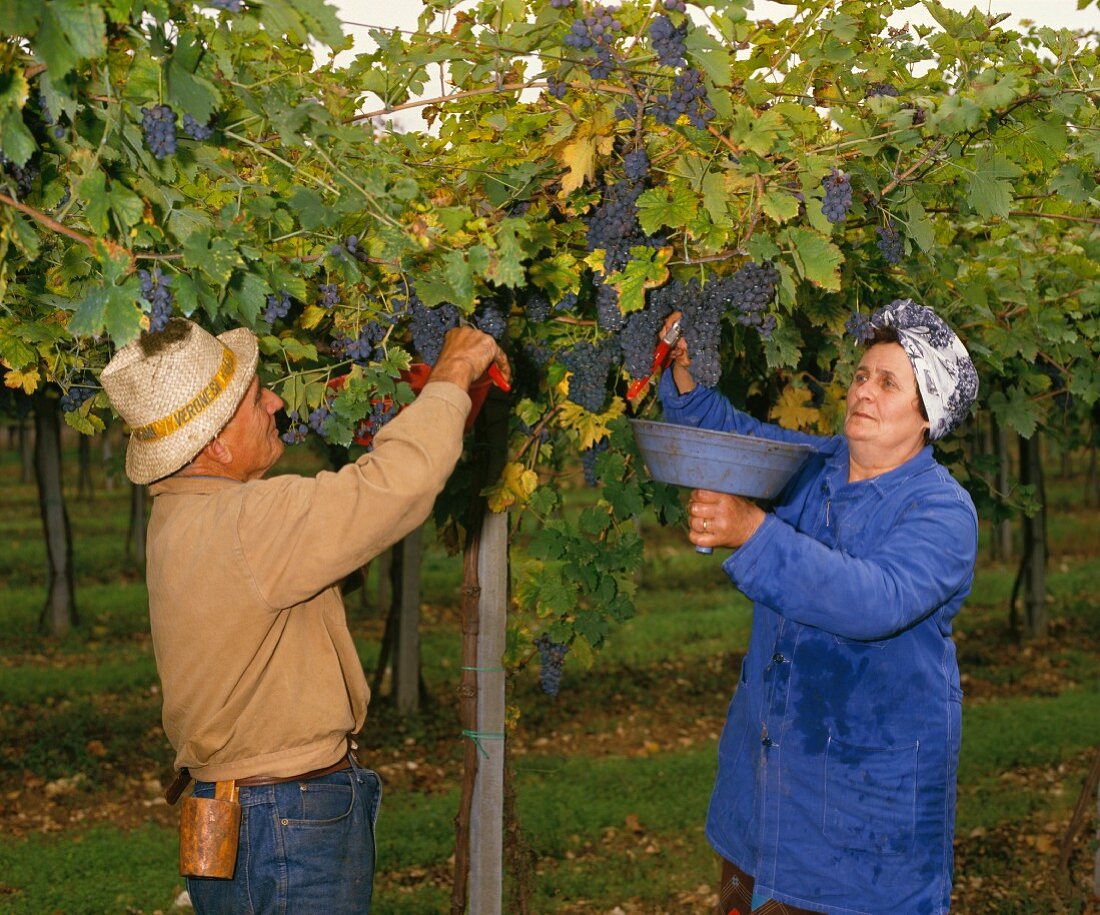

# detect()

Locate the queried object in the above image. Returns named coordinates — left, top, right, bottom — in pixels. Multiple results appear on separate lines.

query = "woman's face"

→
left=844, top=342, right=928, bottom=458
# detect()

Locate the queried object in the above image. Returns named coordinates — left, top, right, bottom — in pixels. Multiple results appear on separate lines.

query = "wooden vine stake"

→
left=453, top=390, right=509, bottom=914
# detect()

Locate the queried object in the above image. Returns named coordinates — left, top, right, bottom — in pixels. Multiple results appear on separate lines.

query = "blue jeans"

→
left=186, top=756, right=381, bottom=915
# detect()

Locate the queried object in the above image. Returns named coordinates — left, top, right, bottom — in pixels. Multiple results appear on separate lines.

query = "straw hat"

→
left=101, top=319, right=259, bottom=484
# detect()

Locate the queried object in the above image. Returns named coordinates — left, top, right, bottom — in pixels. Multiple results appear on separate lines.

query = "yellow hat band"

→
left=130, top=347, right=238, bottom=443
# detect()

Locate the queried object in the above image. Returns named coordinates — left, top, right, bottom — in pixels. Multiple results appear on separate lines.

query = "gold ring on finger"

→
left=702, top=518, right=709, bottom=533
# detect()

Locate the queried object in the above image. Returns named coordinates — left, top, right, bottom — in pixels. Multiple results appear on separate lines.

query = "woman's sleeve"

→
left=657, top=371, right=823, bottom=448
left=722, top=483, right=978, bottom=640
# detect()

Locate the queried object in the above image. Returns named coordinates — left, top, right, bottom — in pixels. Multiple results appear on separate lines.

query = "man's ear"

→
left=203, top=435, right=233, bottom=466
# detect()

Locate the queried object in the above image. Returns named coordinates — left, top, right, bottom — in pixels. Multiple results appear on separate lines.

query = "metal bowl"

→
left=630, top=419, right=814, bottom=499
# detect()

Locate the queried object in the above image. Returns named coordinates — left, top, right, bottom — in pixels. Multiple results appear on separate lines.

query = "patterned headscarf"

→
left=871, top=299, right=978, bottom=441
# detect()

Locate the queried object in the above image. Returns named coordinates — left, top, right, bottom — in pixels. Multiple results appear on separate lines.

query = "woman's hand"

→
left=688, top=489, right=765, bottom=550
left=661, top=311, right=696, bottom=394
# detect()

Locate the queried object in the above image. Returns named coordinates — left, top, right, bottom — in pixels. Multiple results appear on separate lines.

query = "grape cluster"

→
left=654, top=69, right=714, bottom=129
left=676, top=280, right=723, bottom=386
left=474, top=304, right=508, bottom=340
left=821, top=168, right=853, bottom=223
left=555, top=292, right=579, bottom=314
left=564, top=6, right=622, bottom=80
left=358, top=400, right=400, bottom=451
left=875, top=222, right=904, bottom=264
left=182, top=114, right=214, bottom=141
left=559, top=340, right=618, bottom=413
left=38, top=92, right=65, bottom=140
left=845, top=311, right=875, bottom=343
left=319, top=283, right=341, bottom=309
left=582, top=438, right=609, bottom=487
left=138, top=267, right=174, bottom=332
left=585, top=178, right=645, bottom=272
left=0, top=153, right=38, bottom=200
left=546, top=77, right=568, bottom=100
left=281, top=411, right=309, bottom=444
left=330, top=234, right=369, bottom=262
left=141, top=106, right=178, bottom=160
left=595, top=282, right=624, bottom=332
left=621, top=299, right=673, bottom=378
left=263, top=290, right=292, bottom=324
left=564, top=5, right=622, bottom=50
left=332, top=320, right=386, bottom=363
left=664, top=0, right=687, bottom=9
left=648, top=15, right=687, bottom=68
left=535, top=635, right=569, bottom=697
left=623, top=148, right=649, bottom=182
left=524, top=291, right=551, bottom=324
left=410, top=300, right=460, bottom=364
left=60, top=372, right=97, bottom=413
left=866, top=82, right=900, bottom=99
left=721, top=261, right=780, bottom=339
left=550, top=0, right=573, bottom=7
left=210, top=0, right=244, bottom=10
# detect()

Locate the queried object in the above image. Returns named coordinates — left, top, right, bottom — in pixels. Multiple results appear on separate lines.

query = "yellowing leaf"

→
left=4, top=367, right=39, bottom=394
left=558, top=397, right=625, bottom=450
left=299, top=304, right=327, bottom=330
left=485, top=461, right=539, bottom=512
left=558, top=135, right=596, bottom=195
left=769, top=385, right=819, bottom=431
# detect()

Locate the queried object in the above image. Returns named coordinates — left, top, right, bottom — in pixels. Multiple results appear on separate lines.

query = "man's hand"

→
left=427, top=326, right=511, bottom=392
left=687, top=488, right=765, bottom=550
left=661, top=311, right=696, bottom=394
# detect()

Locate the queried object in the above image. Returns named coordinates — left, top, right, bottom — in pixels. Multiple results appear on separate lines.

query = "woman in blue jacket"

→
left=658, top=300, right=979, bottom=915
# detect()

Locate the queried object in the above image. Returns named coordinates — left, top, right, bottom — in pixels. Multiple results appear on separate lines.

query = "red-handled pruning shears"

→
left=487, top=363, right=511, bottom=393
left=626, top=318, right=682, bottom=401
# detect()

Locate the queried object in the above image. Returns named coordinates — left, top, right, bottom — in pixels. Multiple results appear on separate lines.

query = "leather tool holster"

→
left=179, top=779, right=241, bottom=879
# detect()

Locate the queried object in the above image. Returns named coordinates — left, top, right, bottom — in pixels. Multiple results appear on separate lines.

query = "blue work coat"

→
left=659, top=374, right=978, bottom=915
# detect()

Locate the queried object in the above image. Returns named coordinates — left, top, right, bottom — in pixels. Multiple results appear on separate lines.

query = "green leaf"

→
left=603, top=246, right=672, bottom=315
left=781, top=227, right=842, bottom=291
left=0, top=109, right=36, bottom=167
left=636, top=184, right=698, bottom=236
left=166, top=59, right=220, bottom=126
left=905, top=198, right=936, bottom=254
left=79, top=171, right=110, bottom=235
left=289, top=186, right=327, bottom=231
left=967, top=152, right=1021, bottom=219
left=989, top=388, right=1042, bottom=439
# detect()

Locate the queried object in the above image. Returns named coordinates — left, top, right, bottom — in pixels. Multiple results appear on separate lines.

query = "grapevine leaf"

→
left=484, top=461, right=539, bottom=512
left=988, top=388, right=1042, bottom=439
left=3, top=367, right=39, bottom=394
left=558, top=135, right=597, bottom=196
left=558, top=398, right=625, bottom=451
left=769, top=384, right=819, bottom=431
left=967, top=152, right=1022, bottom=219
left=636, top=185, right=698, bottom=235
left=781, top=227, right=842, bottom=291
left=167, top=58, right=220, bottom=126
left=603, top=246, right=672, bottom=316
left=905, top=198, right=936, bottom=254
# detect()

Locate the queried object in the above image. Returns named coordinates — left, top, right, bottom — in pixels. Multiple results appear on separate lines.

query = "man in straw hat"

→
left=101, top=317, right=509, bottom=914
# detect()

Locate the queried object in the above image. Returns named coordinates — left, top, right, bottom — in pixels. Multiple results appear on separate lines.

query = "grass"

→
left=0, top=431, right=1099, bottom=913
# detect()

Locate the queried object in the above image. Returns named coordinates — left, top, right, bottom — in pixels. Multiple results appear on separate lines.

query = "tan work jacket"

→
left=146, top=382, right=469, bottom=782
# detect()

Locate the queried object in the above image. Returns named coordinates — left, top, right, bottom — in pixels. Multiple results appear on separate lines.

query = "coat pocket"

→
left=823, top=735, right=918, bottom=856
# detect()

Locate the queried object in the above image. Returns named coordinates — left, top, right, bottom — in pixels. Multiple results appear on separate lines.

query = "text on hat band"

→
left=130, top=347, right=238, bottom=443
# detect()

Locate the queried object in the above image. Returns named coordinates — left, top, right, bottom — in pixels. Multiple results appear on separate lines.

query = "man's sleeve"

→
left=236, top=382, right=470, bottom=609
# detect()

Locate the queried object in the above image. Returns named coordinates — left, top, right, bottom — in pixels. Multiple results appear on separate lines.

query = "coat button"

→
left=772, top=652, right=786, bottom=664
left=761, top=736, right=773, bottom=747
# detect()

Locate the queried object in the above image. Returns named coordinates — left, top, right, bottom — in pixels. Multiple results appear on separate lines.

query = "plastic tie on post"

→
left=459, top=730, right=503, bottom=756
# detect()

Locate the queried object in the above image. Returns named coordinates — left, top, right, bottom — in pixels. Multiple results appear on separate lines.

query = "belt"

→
left=236, top=755, right=353, bottom=787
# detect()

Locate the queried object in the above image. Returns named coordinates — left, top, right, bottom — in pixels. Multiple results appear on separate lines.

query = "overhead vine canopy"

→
left=2, top=0, right=1098, bottom=650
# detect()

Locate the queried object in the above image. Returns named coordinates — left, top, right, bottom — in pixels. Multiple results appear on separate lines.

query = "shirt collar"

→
left=825, top=441, right=936, bottom=496
left=149, top=474, right=244, bottom=497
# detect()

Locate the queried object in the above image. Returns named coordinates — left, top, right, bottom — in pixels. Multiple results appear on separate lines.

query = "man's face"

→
left=844, top=342, right=928, bottom=457
left=218, top=376, right=285, bottom=481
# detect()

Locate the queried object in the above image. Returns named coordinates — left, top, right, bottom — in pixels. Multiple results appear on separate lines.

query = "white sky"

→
left=332, top=0, right=1100, bottom=129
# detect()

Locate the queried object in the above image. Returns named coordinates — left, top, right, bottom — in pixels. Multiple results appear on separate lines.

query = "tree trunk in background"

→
left=34, top=395, right=77, bottom=636
left=20, top=415, right=34, bottom=484
left=994, top=417, right=1014, bottom=562
left=1019, top=432, right=1047, bottom=639
left=126, top=482, right=147, bottom=567
left=102, top=418, right=116, bottom=492
left=77, top=433, right=93, bottom=499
